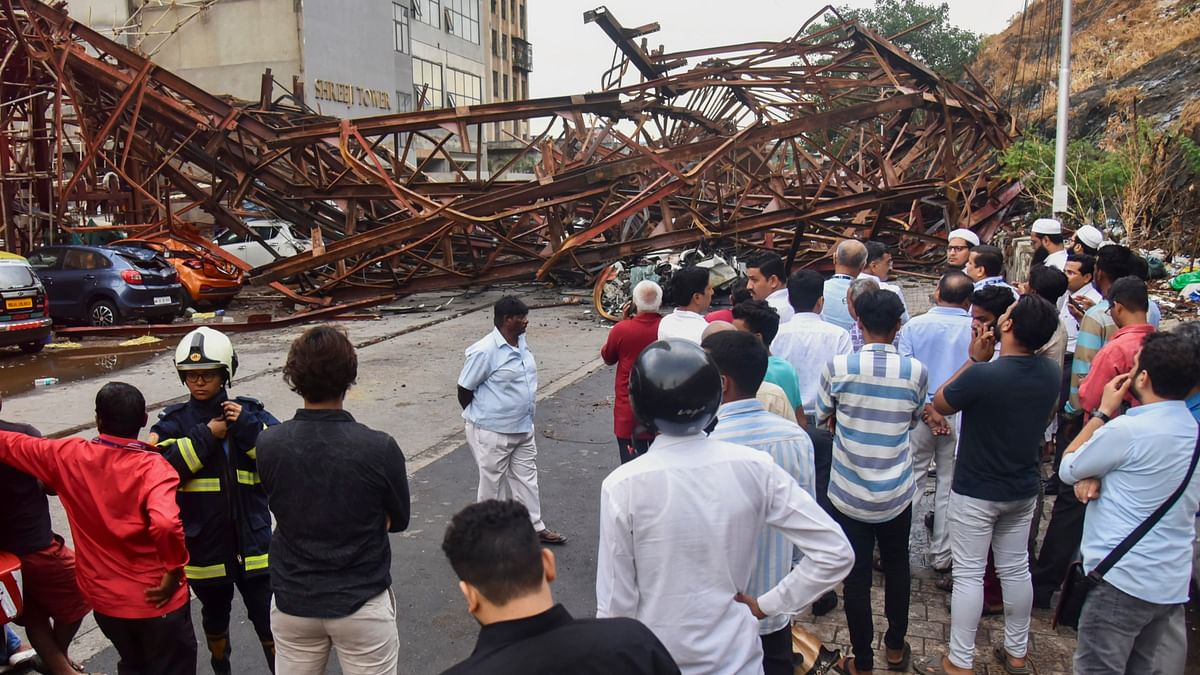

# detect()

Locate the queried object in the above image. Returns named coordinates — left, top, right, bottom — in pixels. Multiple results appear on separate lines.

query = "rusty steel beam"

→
left=0, top=0, right=1018, bottom=310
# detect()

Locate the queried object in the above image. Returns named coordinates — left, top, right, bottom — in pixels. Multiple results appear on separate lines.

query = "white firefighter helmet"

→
left=175, top=326, right=238, bottom=384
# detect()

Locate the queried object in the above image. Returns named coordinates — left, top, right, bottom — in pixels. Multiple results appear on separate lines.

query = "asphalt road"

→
left=81, top=360, right=621, bottom=675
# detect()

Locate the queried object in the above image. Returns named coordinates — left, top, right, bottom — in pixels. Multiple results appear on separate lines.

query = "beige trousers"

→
left=271, top=589, right=399, bottom=675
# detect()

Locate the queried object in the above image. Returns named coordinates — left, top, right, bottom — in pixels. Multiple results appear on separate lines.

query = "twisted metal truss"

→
left=0, top=0, right=1017, bottom=306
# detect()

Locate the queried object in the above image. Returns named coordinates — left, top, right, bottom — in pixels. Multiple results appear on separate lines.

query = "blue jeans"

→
left=2, top=624, right=20, bottom=659
left=1074, top=581, right=1183, bottom=675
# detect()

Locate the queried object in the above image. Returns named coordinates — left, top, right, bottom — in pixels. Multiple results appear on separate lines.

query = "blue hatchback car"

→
left=26, top=245, right=183, bottom=326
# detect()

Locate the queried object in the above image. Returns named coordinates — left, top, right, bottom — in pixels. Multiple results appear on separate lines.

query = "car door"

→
left=25, top=248, right=71, bottom=319
left=55, top=249, right=104, bottom=320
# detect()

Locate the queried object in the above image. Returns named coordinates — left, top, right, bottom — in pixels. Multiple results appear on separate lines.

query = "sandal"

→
left=834, top=656, right=862, bottom=675
left=993, top=645, right=1034, bottom=674
left=913, top=655, right=956, bottom=674
left=887, top=642, right=912, bottom=672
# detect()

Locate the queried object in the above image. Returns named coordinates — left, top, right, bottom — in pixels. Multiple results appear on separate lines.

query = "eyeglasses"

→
left=947, top=245, right=970, bottom=252
left=183, top=372, right=221, bottom=383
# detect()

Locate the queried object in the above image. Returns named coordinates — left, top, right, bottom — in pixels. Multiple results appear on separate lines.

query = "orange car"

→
left=111, top=238, right=243, bottom=309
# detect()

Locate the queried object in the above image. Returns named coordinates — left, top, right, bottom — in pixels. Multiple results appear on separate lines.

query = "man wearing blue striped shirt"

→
left=817, top=289, right=927, bottom=674
left=704, top=330, right=815, bottom=675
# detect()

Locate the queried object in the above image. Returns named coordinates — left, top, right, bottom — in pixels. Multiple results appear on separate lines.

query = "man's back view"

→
left=596, top=339, right=853, bottom=675
left=441, top=500, right=678, bottom=675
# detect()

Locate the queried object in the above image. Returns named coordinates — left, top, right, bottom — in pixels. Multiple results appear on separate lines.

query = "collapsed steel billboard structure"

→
left=0, top=0, right=1017, bottom=307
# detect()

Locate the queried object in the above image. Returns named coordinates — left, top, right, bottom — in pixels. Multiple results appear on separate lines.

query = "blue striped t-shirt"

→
left=816, top=343, right=927, bottom=523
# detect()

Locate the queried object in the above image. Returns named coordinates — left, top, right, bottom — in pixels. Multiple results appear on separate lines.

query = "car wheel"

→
left=212, top=296, right=233, bottom=310
left=149, top=313, right=176, bottom=325
left=178, top=291, right=192, bottom=317
left=88, top=299, right=119, bottom=327
left=19, top=341, right=44, bottom=354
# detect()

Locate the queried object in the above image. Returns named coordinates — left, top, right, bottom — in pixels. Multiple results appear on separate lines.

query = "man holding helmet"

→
left=595, top=338, right=853, bottom=675
left=149, top=326, right=280, bottom=673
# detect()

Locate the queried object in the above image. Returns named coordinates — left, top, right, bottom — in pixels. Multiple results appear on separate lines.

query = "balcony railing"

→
left=512, top=38, right=532, bottom=72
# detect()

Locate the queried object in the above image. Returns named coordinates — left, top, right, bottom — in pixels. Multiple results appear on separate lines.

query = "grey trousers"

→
left=947, top=492, right=1037, bottom=670
left=1074, top=581, right=1184, bottom=675
left=909, top=414, right=957, bottom=569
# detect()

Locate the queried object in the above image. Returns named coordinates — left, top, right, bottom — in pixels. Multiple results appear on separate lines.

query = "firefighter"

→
left=149, top=327, right=278, bottom=674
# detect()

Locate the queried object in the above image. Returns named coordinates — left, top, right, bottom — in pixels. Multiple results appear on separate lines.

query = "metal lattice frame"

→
left=0, top=1, right=1018, bottom=306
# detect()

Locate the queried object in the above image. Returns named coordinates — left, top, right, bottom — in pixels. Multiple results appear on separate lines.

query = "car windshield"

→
left=0, top=264, right=36, bottom=289
left=215, top=229, right=244, bottom=246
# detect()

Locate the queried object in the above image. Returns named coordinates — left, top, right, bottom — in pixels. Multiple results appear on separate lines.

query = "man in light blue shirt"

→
left=704, top=330, right=814, bottom=675
left=1059, top=333, right=1200, bottom=674
left=897, top=270, right=973, bottom=572
left=457, top=296, right=567, bottom=545
left=821, top=239, right=866, bottom=332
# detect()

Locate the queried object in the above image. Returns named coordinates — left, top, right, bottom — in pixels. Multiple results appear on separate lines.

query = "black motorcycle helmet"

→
left=629, top=339, right=722, bottom=436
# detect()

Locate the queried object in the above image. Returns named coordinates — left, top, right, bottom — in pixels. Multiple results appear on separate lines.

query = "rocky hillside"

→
left=972, top=0, right=1200, bottom=139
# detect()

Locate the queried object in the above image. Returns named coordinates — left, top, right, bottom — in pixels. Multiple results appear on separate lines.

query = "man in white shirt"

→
left=657, top=266, right=712, bottom=344
left=898, top=271, right=974, bottom=573
left=860, top=241, right=910, bottom=323
left=597, top=339, right=853, bottom=675
left=746, top=252, right=793, bottom=323
left=1060, top=253, right=1103, bottom=357
left=946, top=229, right=979, bottom=271
left=773, top=270, right=853, bottom=425
left=821, top=239, right=867, bottom=331
left=965, top=244, right=1019, bottom=302
left=1031, top=218, right=1068, bottom=270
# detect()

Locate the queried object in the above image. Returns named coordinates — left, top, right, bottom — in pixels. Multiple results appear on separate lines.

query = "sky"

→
left=528, top=0, right=1028, bottom=98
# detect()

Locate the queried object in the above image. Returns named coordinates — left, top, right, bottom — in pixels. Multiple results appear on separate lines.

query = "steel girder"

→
left=0, top=1, right=1017, bottom=305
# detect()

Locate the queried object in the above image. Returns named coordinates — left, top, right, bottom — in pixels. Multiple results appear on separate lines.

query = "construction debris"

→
left=0, top=1, right=1017, bottom=311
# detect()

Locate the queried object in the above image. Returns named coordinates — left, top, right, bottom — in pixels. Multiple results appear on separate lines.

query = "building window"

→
left=502, top=73, right=509, bottom=99
left=393, top=3, right=410, bottom=53
left=491, top=0, right=496, bottom=14
left=411, top=0, right=440, bottom=29
left=395, top=91, right=413, bottom=112
left=492, top=70, right=499, bottom=98
left=501, top=34, right=508, bottom=60
left=519, top=2, right=525, bottom=35
left=491, top=29, right=498, bottom=56
left=445, top=67, right=482, bottom=107
left=500, top=0, right=506, bottom=19
left=443, top=0, right=479, bottom=43
left=412, top=57, right=443, bottom=109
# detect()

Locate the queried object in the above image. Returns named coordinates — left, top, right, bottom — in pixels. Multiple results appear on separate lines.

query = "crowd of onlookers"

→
left=0, top=217, right=1196, bottom=675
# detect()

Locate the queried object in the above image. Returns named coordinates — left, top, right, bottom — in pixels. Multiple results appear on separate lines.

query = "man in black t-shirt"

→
left=440, top=500, right=678, bottom=675
left=914, top=296, right=1062, bottom=675
left=0, top=407, right=91, bottom=675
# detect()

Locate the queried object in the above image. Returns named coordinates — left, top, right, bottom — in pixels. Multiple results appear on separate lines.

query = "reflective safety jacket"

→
left=151, top=391, right=278, bottom=587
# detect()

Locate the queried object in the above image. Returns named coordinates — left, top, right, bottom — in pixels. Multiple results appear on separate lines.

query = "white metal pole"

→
left=1052, top=0, right=1073, bottom=216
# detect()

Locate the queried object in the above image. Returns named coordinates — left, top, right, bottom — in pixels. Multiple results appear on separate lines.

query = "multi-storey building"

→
left=483, top=0, right=532, bottom=141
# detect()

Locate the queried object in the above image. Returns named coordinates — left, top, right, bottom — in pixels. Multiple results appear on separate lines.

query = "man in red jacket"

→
left=601, top=280, right=662, bottom=463
left=0, top=382, right=195, bottom=675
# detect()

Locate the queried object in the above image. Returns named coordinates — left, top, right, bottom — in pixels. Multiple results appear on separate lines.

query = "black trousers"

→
left=1032, top=411, right=1086, bottom=606
left=615, top=436, right=651, bottom=464
left=805, top=427, right=834, bottom=515
left=192, top=574, right=273, bottom=640
left=760, top=624, right=794, bottom=675
left=93, top=601, right=197, bottom=675
left=833, top=505, right=912, bottom=673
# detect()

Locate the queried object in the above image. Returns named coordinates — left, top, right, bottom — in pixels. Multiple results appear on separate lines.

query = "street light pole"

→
left=1052, top=0, right=1073, bottom=216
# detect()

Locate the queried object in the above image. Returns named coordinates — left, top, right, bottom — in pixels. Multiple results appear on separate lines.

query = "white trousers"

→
left=465, top=421, right=545, bottom=531
left=909, top=414, right=957, bottom=569
left=271, top=590, right=399, bottom=675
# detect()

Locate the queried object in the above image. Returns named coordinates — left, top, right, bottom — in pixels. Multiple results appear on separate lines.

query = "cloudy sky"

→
left=528, top=0, right=1028, bottom=98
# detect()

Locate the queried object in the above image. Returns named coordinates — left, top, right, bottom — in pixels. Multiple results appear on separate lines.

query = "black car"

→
left=26, top=245, right=183, bottom=326
left=0, top=252, right=52, bottom=352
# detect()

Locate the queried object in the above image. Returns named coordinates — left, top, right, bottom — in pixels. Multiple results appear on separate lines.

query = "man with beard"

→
left=945, top=229, right=979, bottom=270
left=1059, top=334, right=1200, bottom=673
left=1030, top=218, right=1068, bottom=270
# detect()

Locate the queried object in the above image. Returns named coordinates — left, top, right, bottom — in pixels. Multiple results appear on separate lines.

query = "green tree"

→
left=836, top=0, right=982, bottom=80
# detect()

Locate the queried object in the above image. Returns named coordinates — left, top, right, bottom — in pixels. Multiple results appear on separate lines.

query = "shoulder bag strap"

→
left=1092, top=431, right=1200, bottom=579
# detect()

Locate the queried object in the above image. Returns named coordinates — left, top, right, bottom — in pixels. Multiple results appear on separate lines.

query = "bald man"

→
left=822, top=240, right=867, bottom=332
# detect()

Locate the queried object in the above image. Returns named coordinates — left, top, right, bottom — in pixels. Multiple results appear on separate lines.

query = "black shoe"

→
left=812, top=590, right=838, bottom=616
left=924, top=511, right=934, bottom=532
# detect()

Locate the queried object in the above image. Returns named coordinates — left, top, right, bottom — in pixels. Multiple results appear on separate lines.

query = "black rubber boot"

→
left=261, top=638, right=276, bottom=674
left=205, top=632, right=231, bottom=675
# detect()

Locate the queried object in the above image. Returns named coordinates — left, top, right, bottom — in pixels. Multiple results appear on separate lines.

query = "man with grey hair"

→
left=846, top=277, right=880, bottom=352
left=822, top=240, right=868, bottom=332
left=601, top=280, right=664, bottom=463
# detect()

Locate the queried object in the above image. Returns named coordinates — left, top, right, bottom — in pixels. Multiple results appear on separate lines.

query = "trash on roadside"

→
left=118, top=335, right=163, bottom=347
left=33, top=377, right=58, bottom=387
left=190, top=311, right=216, bottom=321
left=43, top=341, right=82, bottom=350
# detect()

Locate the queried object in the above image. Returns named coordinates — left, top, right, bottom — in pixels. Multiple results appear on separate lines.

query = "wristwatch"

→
left=1091, top=409, right=1112, bottom=424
